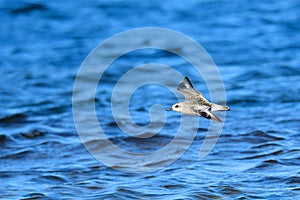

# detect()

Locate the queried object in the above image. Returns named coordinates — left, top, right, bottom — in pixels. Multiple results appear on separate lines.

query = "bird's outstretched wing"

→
left=177, top=77, right=209, bottom=105
left=191, top=106, right=222, bottom=122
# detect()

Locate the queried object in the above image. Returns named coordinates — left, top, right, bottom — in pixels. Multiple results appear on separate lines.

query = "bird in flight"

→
left=167, top=77, right=229, bottom=122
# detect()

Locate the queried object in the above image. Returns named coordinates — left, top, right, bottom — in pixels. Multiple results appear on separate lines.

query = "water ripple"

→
left=1, top=0, right=300, bottom=198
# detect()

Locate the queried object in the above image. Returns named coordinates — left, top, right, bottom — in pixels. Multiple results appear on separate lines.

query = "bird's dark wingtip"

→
left=178, top=76, right=194, bottom=90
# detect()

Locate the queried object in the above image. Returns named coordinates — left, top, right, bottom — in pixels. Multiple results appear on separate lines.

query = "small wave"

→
left=116, top=187, right=149, bottom=199
left=110, top=134, right=173, bottom=153
left=21, top=130, right=46, bottom=139
left=0, top=113, right=27, bottom=123
left=0, top=134, right=7, bottom=143
left=1, top=149, right=33, bottom=159
left=190, top=192, right=222, bottom=199
left=21, top=193, right=48, bottom=200
left=9, top=3, right=48, bottom=15
left=251, top=142, right=282, bottom=149
left=285, top=176, right=300, bottom=184
left=233, top=70, right=271, bottom=82
left=255, top=159, right=283, bottom=169
left=226, top=98, right=261, bottom=105
left=40, top=174, right=68, bottom=183
left=240, top=130, right=285, bottom=143
left=218, top=184, right=243, bottom=196
left=239, top=149, right=284, bottom=160
left=291, top=187, right=300, bottom=191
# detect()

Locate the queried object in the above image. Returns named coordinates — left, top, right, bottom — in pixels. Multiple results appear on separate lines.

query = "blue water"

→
left=1, top=0, right=300, bottom=199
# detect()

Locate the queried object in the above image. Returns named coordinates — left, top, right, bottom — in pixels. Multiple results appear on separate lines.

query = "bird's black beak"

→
left=166, top=107, right=173, bottom=111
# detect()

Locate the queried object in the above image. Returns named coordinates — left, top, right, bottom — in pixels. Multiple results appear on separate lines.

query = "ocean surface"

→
left=1, top=0, right=300, bottom=199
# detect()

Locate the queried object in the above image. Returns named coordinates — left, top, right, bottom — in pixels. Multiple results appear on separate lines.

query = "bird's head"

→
left=167, top=103, right=183, bottom=113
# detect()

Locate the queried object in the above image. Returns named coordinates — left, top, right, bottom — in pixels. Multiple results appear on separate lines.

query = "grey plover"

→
left=167, top=77, right=229, bottom=122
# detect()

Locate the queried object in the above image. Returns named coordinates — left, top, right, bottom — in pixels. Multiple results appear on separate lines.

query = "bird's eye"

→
left=175, top=105, right=179, bottom=108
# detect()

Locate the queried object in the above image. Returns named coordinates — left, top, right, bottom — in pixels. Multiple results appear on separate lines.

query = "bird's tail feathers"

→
left=210, top=103, right=230, bottom=112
